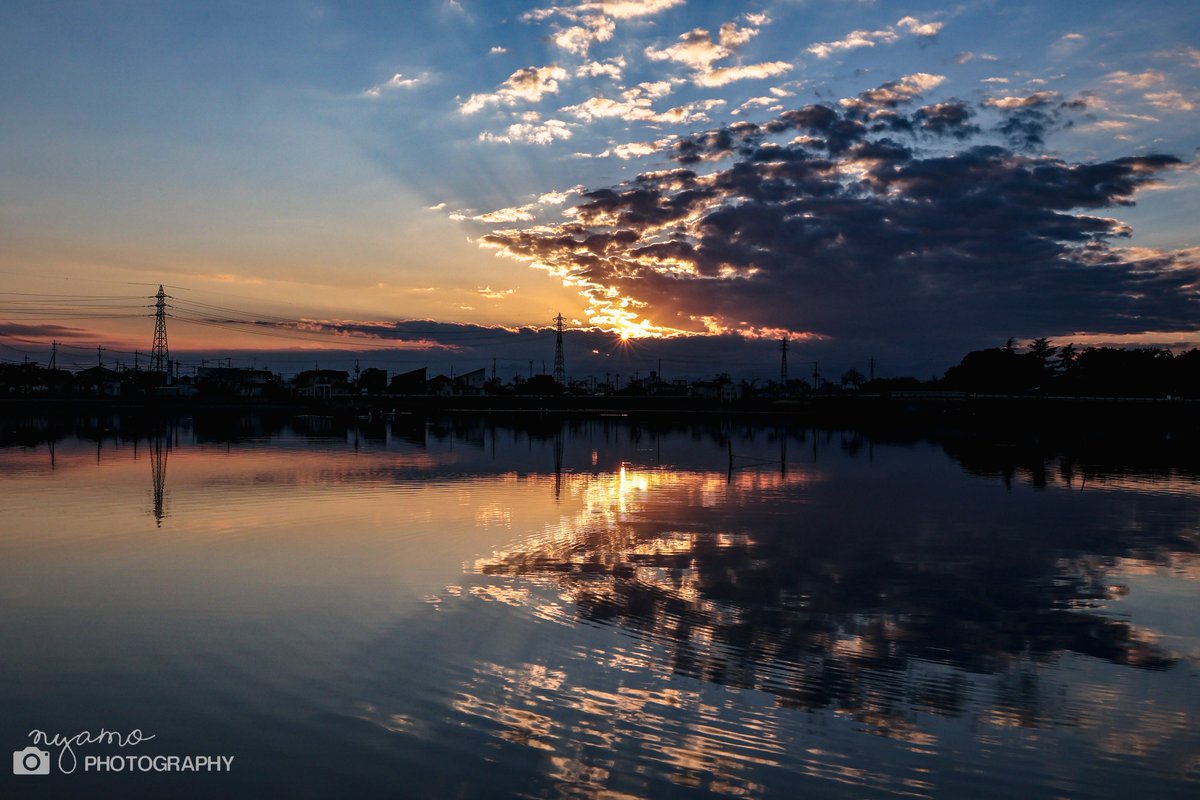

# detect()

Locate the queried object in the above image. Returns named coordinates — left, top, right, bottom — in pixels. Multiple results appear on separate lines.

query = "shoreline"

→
left=2, top=392, right=1198, bottom=432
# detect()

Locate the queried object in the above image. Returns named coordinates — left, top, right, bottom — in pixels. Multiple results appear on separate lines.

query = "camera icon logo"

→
left=13, top=746, right=51, bottom=775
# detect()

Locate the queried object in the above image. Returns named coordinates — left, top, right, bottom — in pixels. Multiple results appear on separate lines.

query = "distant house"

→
left=691, top=380, right=741, bottom=402
left=454, top=368, right=486, bottom=396
left=196, top=367, right=275, bottom=397
left=389, top=367, right=427, bottom=395
left=427, top=374, right=454, bottom=397
left=293, top=369, right=351, bottom=400
left=358, top=367, right=388, bottom=395
left=75, top=366, right=123, bottom=397
left=0, top=364, right=73, bottom=395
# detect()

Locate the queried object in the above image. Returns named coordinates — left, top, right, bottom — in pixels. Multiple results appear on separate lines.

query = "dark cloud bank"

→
left=478, top=82, right=1198, bottom=373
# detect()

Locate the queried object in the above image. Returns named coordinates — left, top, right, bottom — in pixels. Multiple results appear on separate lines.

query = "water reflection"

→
left=150, top=430, right=169, bottom=526
left=440, top=432, right=1199, bottom=798
left=1, top=414, right=1197, bottom=798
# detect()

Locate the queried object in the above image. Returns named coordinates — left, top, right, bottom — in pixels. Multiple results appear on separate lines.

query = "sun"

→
left=619, top=330, right=630, bottom=341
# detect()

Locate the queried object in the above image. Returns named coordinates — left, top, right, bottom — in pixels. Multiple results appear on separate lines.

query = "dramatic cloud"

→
left=985, top=91, right=1087, bottom=148
left=460, top=66, right=569, bottom=114
left=478, top=80, right=1198, bottom=354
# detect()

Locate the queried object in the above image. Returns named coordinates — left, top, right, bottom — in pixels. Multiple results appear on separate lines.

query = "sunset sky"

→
left=1, top=0, right=1197, bottom=379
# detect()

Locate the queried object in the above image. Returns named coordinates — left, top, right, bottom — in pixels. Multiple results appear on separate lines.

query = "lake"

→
left=1, top=413, right=1198, bottom=799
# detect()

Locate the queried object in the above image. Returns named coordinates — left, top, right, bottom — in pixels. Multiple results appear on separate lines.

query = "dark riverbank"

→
left=2, top=391, right=1198, bottom=435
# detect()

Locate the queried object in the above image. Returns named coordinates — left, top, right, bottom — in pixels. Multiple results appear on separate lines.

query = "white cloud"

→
left=561, top=79, right=723, bottom=125
left=363, top=73, right=425, bottom=97
left=806, top=16, right=941, bottom=59
left=576, top=57, right=626, bottom=80
left=1168, top=46, right=1200, bottom=68
left=607, top=136, right=677, bottom=158
left=537, top=186, right=584, bottom=204
left=477, top=286, right=516, bottom=299
left=896, top=16, right=943, bottom=37
left=478, top=119, right=574, bottom=144
left=426, top=202, right=447, bottom=211
left=489, top=46, right=508, bottom=55
left=646, top=26, right=734, bottom=69
left=981, top=77, right=1010, bottom=84
left=607, top=140, right=661, bottom=158
left=1144, top=90, right=1197, bottom=111
left=734, top=95, right=784, bottom=115
left=644, top=17, right=790, bottom=88
left=552, top=15, right=615, bottom=55
left=1105, top=70, right=1167, bottom=90
left=574, top=137, right=677, bottom=159
left=460, top=65, right=569, bottom=114
left=1050, top=32, right=1086, bottom=56
left=985, top=91, right=1061, bottom=110
left=718, top=21, right=757, bottom=48
left=807, top=28, right=898, bottom=59
left=636, top=80, right=674, bottom=98
left=584, top=0, right=685, bottom=19
left=694, top=61, right=791, bottom=88
left=470, top=205, right=538, bottom=223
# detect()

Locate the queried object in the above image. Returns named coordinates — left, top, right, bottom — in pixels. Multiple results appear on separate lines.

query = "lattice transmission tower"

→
left=553, top=313, right=566, bottom=385
left=151, top=285, right=170, bottom=379
left=780, top=336, right=789, bottom=384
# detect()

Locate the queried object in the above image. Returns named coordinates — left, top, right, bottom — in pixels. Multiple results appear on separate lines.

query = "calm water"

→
left=1, top=415, right=1198, bottom=799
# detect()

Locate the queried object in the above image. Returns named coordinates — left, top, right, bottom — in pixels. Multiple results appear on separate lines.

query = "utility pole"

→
left=151, top=285, right=170, bottom=383
left=97, top=345, right=104, bottom=367
left=49, top=340, right=57, bottom=370
left=780, top=336, right=789, bottom=385
left=553, top=312, right=565, bottom=385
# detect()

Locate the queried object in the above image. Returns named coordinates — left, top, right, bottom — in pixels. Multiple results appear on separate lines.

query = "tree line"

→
left=935, top=338, right=1200, bottom=398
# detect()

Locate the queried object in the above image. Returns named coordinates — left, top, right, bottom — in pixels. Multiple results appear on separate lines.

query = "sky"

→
left=1, top=0, right=1198, bottom=380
